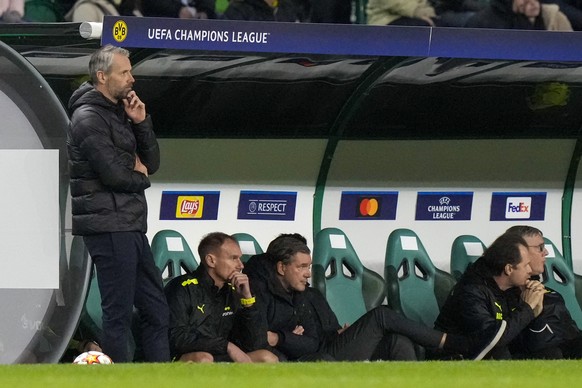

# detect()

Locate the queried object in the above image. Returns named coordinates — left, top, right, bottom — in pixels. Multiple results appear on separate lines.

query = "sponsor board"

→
left=415, top=192, right=473, bottom=221
left=160, top=191, right=220, bottom=220
left=102, top=16, right=429, bottom=57
left=339, top=191, right=398, bottom=220
left=237, top=191, right=297, bottom=221
left=102, top=16, right=582, bottom=61
left=490, top=192, right=546, bottom=221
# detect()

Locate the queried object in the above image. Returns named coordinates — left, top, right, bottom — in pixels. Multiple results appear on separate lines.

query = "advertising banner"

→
left=490, top=192, right=547, bottom=221
left=102, top=16, right=582, bottom=61
left=237, top=191, right=297, bottom=221
left=339, top=191, right=398, bottom=220
left=160, top=191, right=220, bottom=220
left=415, top=192, right=473, bottom=221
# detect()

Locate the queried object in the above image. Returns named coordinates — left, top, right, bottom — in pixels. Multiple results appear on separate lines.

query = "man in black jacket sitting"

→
left=165, top=232, right=277, bottom=363
left=434, top=233, right=546, bottom=359
left=244, top=234, right=494, bottom=361
left=505, top=225, right=582, bottom=359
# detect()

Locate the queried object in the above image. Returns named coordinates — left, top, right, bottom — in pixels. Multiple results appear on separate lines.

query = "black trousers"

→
left=84, top=232, right=170, bottom=362
left=321, top=305, right=443, bottom=361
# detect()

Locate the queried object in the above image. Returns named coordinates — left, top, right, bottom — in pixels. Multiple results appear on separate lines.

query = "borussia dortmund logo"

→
left=113, top=20, right=128, bottom=43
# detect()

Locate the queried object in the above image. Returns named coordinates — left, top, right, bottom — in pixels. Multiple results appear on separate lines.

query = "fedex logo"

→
left=490, top=192, right=545, bottom=221
left=505, top=197, right=532, bottom=219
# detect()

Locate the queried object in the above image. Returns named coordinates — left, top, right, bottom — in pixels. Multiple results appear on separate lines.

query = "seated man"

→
left=165, top=232, right=277, bottom=363
left=506, top=225, right=582, bottom=359
left=244, top=234, right=495, bottom=361
left=434, top=233, right=545, bottom=359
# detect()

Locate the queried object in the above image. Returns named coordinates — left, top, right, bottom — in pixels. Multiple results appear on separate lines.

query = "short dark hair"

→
left=198, top=232, right=238, bottom=266
left=266, top=234, right=310, bottom=265
left=505, top=225, right=543, bottom=239
left=481, top=233, right=528, bottom=276
left=88, top=44, right=130, bottom=84
left=267, top=233, right=308, bottom=249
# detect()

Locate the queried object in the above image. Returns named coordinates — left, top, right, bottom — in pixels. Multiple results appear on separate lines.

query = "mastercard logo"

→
left=359, top=198, right=379, bottom=217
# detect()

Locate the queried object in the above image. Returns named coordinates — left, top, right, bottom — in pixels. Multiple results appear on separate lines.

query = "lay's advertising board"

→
left=159, top=191, right=220, bottom=220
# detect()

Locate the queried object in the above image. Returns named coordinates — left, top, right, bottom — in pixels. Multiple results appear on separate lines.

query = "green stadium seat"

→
left=24, top=0, right=65, bottom=22
left=540, top=238, right=582, bottom=329
left=576, top=276, right=582, bottom=317
left=450, top=235, right=487, bottom=280
left=151, top=229, right=198, bottom=284
left=362, top=266, right=387, bottom=310
left=232, top=233, right=263, bottom=263
left=74, top=235, right=103, bottom=344
left=385, top=229, right=456, bottom=327
left=312, top=227, right=385, bottom=325
left=79, top=263, right=104, bottom=338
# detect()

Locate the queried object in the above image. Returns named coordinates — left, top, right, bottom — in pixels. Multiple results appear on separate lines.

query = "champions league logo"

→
left=439, top=197, right=451, bottom=205
left=415, top=192, right=473, bottom=221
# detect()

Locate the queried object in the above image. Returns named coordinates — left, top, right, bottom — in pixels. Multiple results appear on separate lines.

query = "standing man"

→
left=165, top=232, right=277, bottom=363
left=434, top=233, right=545, bottom=359
left=67, top=44, right=169, bottom=363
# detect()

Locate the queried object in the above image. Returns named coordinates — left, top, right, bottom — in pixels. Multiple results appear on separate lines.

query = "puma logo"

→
left=197, top=304, right=205, bottom=314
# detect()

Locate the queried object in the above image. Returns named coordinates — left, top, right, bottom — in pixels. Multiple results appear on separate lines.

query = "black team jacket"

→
left=165, top=265, right=265, bottom=359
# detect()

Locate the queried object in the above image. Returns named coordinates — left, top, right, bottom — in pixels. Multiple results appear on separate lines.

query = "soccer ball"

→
left=73, top=351, right=114, bottom=365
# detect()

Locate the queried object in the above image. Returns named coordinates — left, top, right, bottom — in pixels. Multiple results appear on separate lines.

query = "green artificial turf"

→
left=1, top=360, right=580, bottom=388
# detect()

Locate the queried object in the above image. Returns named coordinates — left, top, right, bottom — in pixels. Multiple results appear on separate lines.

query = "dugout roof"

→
left=2, top=21, right=582, bottom=140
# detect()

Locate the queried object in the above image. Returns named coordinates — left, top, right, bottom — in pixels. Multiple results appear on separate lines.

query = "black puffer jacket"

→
left=67, top=82, right=160, bottom=235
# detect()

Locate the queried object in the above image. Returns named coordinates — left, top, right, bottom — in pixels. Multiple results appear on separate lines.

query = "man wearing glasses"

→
left=434, top=233, right=545, bottom=359
left=505, top=225, right=582, bottom=359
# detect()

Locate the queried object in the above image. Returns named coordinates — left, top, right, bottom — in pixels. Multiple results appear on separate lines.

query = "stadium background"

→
left=2, top=17, right=582, bottom=366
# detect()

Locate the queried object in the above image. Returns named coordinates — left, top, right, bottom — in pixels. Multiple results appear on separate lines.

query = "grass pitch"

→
left=1, top=360, right=579, bottom=388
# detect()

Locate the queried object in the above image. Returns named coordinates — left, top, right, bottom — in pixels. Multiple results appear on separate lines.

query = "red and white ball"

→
left=73, top=351, right=114, bottom=365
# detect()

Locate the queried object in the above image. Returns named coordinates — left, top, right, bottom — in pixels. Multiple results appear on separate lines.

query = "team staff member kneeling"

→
left=165, top=232, right=278, bottom=363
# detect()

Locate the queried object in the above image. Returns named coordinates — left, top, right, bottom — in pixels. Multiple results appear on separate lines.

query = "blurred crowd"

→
left=1, top=0, right=578, bottom=31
